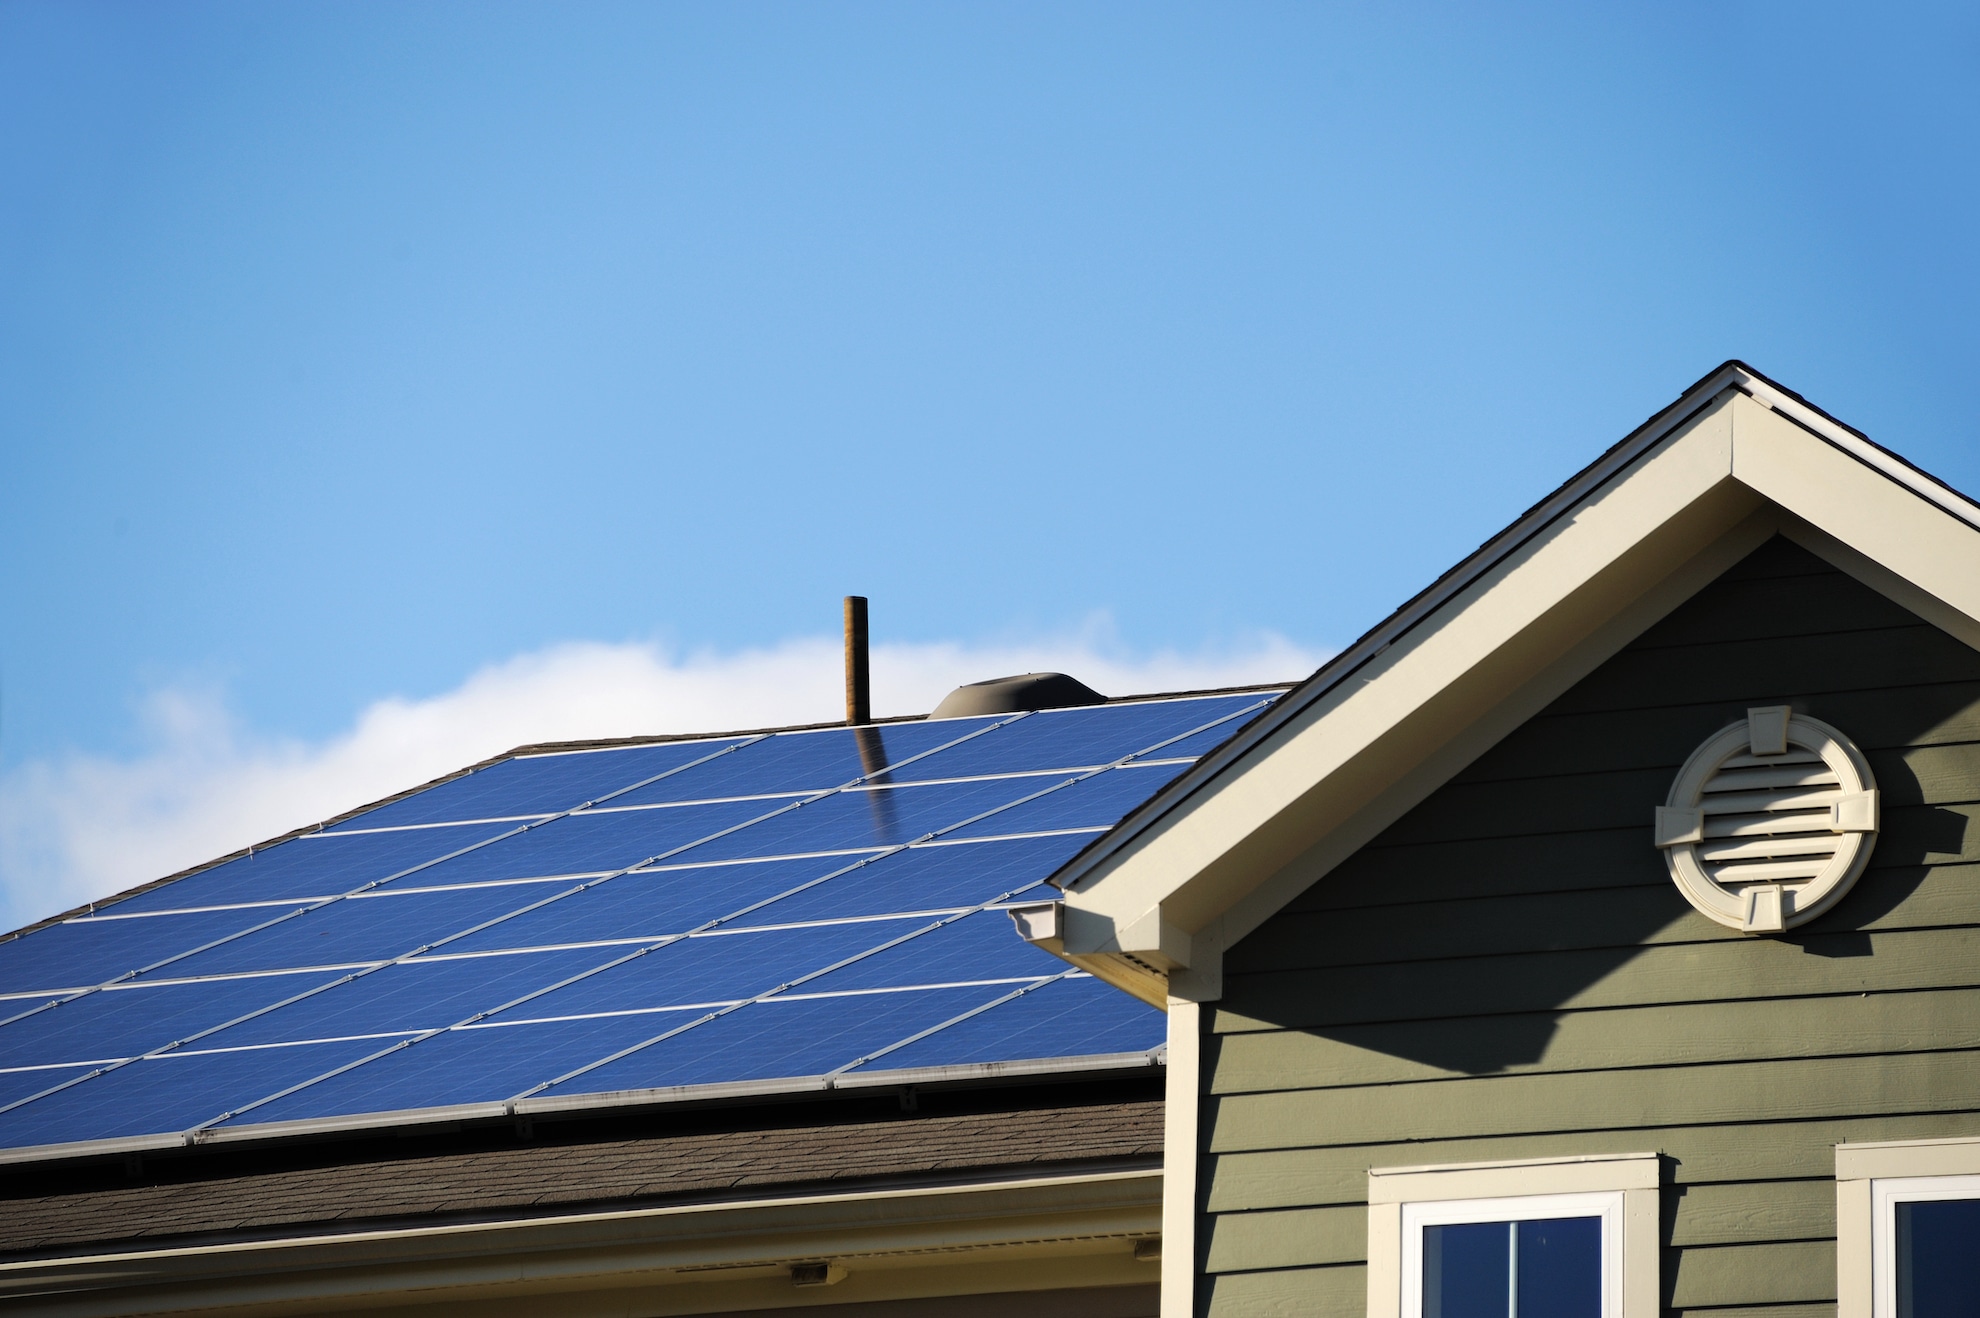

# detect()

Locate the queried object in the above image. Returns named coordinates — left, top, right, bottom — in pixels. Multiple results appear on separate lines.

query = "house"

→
left=1018, top=361, right=1980, bottom=1318
left=10, top=359, right=1974, bottom=1318
left=0, top=680, right=1293, bottom=1315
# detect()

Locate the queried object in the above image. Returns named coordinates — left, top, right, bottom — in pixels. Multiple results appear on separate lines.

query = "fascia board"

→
left=1055, top=373, right=1980, bottom=974
left=1048, top=363, right=1757, bottom=906
left=1196, top=504, right=1778, bottom=972
left=1730, top=393, right=1980, bottom=643
left=1063, top=392, right=1749, bottom=936
left=0, top=1169, right=1161, bottom=1314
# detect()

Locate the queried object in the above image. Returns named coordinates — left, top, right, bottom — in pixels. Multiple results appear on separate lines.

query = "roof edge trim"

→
left=1047, top=361, right=1980, bottom=899
left=0, top=1050, right=1164, bottom=1170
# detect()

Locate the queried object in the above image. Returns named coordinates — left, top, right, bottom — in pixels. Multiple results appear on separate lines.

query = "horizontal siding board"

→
left=1203, top=1204, right=1362, bottom=1273
left=1357, top=744, right=1979, bottom=851
left=1450, top=680, right=1980, bottom=788
left=1626, top=567, right=1921, bottom=650
left=1546, top=624, right=1980, bottom=718
left=1200, top=1112, right=1980, bottom=1212
left=1880, top=740, right=1980, bottom=805
left=1232, top=883, right=1693, bottom=975
left=1196, top=543, right=1980, bottom=1316
left=1370, top=764, right=1672, bottom=847
left=1230, top=859, right=1980, bottom=976
left=1203, top=1264, right=1362, bottom=1318
left=1205, top=1048, right=1980, bottom=1153
left=1214, top=924, right=1980, bottom=1033
left=1284, top=812, right=1980, bottom=915
left=1670, top=1239, right=1835, bottom=1307
left=1196, top=1179, right=1831, bottom=1275
left=1206, top=987, right=1980, bottom=1095
left=1670, top=1180, right=1833, bottom=1248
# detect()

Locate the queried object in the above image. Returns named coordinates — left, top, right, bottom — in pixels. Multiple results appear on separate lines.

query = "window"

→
left=1368, top=1154, right=1658, bottom=1318
left=1837, top=1137, right=1980, bottom=1318
left=1404, top=1194, right=1617, bottom=1318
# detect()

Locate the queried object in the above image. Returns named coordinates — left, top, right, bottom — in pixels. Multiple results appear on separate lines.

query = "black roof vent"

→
left=930, top=672, right=1107, bottom=719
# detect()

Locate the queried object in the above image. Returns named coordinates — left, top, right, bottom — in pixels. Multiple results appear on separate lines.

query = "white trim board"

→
left=1367, top=1153, right=1660, bottom=1318
left=1032, top=366, right=1980, bottom=1006
left=1836, top=1134, right=1980, bottom=1318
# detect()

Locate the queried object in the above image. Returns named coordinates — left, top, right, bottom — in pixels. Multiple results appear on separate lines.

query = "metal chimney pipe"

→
left=844, top=596, right=870, bottom=726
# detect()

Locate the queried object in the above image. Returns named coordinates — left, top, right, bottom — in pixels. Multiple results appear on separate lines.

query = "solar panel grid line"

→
left=352, top=709, right=1041, bottom=965
left=0, top=901, right=333, bottom=1032
left=177, top=772, right=1065, bottom=1138
left=0, top=962, right=375, bottom=1123
left=3, top=731, right=1149, bottom=1090
left=0, top=698, right=1256, bottom=1158
left=854, top=697, right=1273, bottom=851
left=477, top=706, right=1272, bottom=1109
left=0, top=779, right=634, bottom=1034
left=490, top=854, right=1080, bottom=1110
left=18, top=844, right=876, bottom=1133
left=496, top=903, right=993, bottom=1106
left=5, top=732, right=782, bottom=1025
left=315, top=734, right=780, bottom=837
left=7, top=717, right=1029, bottom=1123
left=821, top=969, right=1077, bottom=1081
left=341, top=733, right=774, bottom=833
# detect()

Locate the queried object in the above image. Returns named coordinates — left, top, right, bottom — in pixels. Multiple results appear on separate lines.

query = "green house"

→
left=1019, top=362, right=1980, bottom=1318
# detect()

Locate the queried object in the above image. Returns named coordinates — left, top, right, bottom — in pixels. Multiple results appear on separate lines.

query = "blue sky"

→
left=2, top=2, right=1978, bottom=918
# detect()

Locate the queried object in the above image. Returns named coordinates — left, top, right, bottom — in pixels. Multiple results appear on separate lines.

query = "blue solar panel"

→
left=439, top=855, right=871, bottom=954
left=195, top=949, right=611, bottom=1049
left=660, top=775, right=1064, bottom=862
left=868, top=975, right=1166, bottom=1070
left=0, top=1039, right=388, bottom=1148
left=0, top=907, right=290, bottom=994
left=326, top=738, right=755, bottom=831
left=740, top=834, right=1091, bottom=924
left=605, top=719, right=1002, bottom=807
left=0, top=970, right=347, bottom=1068
left=0, top=1065, right=95, bottom=1110
left=219, top=1011, right=691, bottom=1126
left=0, top=689, right=1280, bottom=1155
left=896, top=695, right=1266, bottom=780
left=485, top=917, right=937, bottom=1022
left=112, top=822, right=520, bottom=912
left=376, top=799, right=793, bottom=888
left=145, top=883, right=580, bottom=979
left=942, top=762, right=1190, bottom=838
left=534, top=987, right=1001, bottom=1097
left=797, top=910, right=1064, bottom=995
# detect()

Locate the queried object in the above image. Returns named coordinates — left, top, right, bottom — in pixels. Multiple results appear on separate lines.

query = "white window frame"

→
left=1401, top=1190, right=1623, bottom=1318
left=1836, top=1136, right=1980, bottom=1318
left=1368, top=1153, right=1659, bottom=1318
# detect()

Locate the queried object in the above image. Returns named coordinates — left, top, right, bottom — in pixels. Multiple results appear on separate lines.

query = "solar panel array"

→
left=0, top=691, right=1276, bottom=1160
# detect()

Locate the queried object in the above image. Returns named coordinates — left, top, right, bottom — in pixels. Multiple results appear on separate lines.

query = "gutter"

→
left=0, top=1168, right=1163, bottom=1316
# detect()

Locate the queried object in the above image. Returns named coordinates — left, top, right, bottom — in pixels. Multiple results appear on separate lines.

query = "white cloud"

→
left=0, top=630, right=1321, bottom=931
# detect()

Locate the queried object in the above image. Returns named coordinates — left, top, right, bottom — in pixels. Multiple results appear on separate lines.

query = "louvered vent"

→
left=1655, top=706, right=1879, bottom=934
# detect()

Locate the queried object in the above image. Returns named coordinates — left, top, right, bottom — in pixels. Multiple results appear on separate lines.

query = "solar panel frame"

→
left=0, top=689, right=1283, bottom=1162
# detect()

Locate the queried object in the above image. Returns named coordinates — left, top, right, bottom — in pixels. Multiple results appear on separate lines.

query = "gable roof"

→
left=1037, top=362, right=1980, bottom=1006
left=0, top=687, right=1284, bottom=1167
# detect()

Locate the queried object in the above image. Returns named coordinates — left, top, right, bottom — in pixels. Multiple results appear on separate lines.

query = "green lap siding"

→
left=1198, top=539, right=1980, bottom=1316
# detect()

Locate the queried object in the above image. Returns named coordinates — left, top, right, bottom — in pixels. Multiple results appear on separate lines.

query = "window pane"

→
left=1425, top=1221, right=1509, bottom=1318
left=1517, top=1216, right=1602, bottom=1318
left=1898, top=1198, right=1980, bottom=1318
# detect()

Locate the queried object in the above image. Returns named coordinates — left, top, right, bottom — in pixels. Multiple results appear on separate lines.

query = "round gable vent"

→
left=1655, top=705, right=1879, bottom=934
